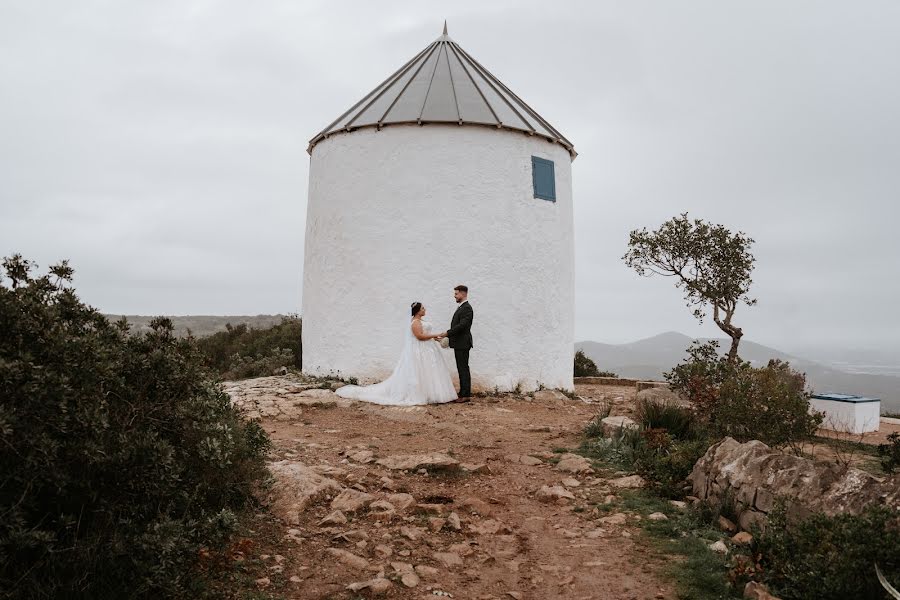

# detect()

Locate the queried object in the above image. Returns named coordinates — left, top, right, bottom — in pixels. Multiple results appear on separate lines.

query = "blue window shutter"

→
left=531, top=156, right=556, bottom=201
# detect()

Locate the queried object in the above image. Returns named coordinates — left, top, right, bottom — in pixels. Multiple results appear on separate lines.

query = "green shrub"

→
left=194, top=316, right=302, bottom=379
left=583, top=401, right=613, bottom=438
left=574, top=350, right=617, bottom=378
left=757, top=504, right=900, bottom=600
left=223, top=347, right=296, bottom=380
left=713, top=360, right=822, bottom=449
left=635, top=398, right=697, bottom=441
left=0, top=255, right=271, bottom=599
left=879, top=432, right=900, bottom=473
left=667, top=342, right=822, bottom=449
left=632, top=429, right=710, bottom=498
left=575, top=350, right=599, bottom=377
left=579, top=427, right=645, bottom=472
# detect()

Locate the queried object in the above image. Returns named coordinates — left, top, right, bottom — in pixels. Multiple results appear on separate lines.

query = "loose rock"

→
left=461, top=462, right=491, bottom=474
left=600, top=416, right=639, bottom=436
left=346, top=578, right=392, bottom=594
left=326, top=548, right=370, bottom=570
left=744, top=581, right=782, bottom=600
left=648, top=512, right=668, bottom=521
left=387, top=493, right=416, bottom=510
left=554, top=453, right=594, bottom=474
left=267, top=461, right=342, bottom=524
left=732, top=531, right=754, bottom=545
left=718, top=516, right=738, bottom=534
left=415, top=564, right=439, bottom=578
left=368, top=500, right=396, bottom=516
left=331, top=489, right=374, bottom=513
left=376, top=452, right=460, bottom=471
left=609, top=475, right=646, bottom=489
left=319, top=510, right=347, bottom=526
left=536, top=485, right=575, bottom=502
left=533, top=389, right=568, bottom=402
left=598, top=513, right=627, bottom=526
left=400, top=525, right=425, bottom=541
left=433, top=551, right=463, bottom=568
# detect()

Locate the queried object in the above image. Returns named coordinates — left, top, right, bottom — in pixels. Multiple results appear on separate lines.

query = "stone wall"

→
left=688, top=437, right=900, bottom=531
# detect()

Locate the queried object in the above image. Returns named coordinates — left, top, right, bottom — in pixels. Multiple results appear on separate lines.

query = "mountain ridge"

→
left=576, top=332, right=900, bottom=413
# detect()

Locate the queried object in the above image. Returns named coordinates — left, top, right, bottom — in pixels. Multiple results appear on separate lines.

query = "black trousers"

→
left=454, top=348, right=471, bottom=397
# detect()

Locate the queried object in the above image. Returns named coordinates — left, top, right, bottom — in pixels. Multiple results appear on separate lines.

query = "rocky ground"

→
left=223, top=376, right=675, bottom=600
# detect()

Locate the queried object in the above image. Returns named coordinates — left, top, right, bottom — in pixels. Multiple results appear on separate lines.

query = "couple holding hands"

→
left=336, top=285, right=473, bottom=406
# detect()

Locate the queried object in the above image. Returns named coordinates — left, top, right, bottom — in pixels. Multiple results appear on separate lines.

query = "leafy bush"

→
left=574, top=350, right=600, bottom=377
left=194, top=316, right=302, bottom=379
left=574, top=350, right=617, bottom=377
left=633, top=431, right=710, bottom=498
left=0, top=255, right=271, bottom=599
left=583, top=398, right=708, bottom=497
left=582, top=401, right=613, bottom=438
left=665, top=340, right=738, bottom=415
left=667, top=342, right=822, bottom=449
left=879, top=432, right=900, bottom=473
left=222, top=347, right=296, bottom=380
left=579, top=427, right=645, bottom=472
left=635, top=398, right=697, bottom=441
left=756, top=504, right=900, bottom=600
left=713, top=360, right=822, bottom=449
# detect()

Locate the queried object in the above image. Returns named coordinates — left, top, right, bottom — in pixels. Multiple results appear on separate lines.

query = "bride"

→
left=335, top=302, right=458, bottom=405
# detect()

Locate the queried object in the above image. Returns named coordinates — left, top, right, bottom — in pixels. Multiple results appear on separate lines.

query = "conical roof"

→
left=308, top=24, right=576, bottom=158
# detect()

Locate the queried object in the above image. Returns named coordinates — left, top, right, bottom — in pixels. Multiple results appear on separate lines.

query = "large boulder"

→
left=600, top=415, right=639, bottom=436
left=376, top=452, right=460, bottom=471
left=689, top=437, right=900, bottom=530
left=268, top=460, right=343, bottom=524
left=554, top=453, right=594, bottom=474
left=533, top=389, right=568, bottom=402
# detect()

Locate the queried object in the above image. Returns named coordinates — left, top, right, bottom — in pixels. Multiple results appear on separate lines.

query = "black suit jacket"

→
left=447, top=301, right=474, bottom=349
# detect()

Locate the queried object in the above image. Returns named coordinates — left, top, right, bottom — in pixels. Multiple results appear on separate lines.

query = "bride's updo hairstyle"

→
left=410, top=302, right=423, bottom=317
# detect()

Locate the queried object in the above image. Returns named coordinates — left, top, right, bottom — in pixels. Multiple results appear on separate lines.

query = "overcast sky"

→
left=2, top=1, right=899, bottom=355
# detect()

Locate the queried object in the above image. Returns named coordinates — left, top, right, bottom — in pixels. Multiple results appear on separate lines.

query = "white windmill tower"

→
left=301, top=24, right=577, bottom=392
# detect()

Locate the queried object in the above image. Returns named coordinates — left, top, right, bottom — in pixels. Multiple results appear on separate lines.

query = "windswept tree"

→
left=623, top=213, right=756, bottom=363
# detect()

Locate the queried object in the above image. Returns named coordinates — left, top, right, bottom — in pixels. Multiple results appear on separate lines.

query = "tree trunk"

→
left=726, top=330, right=742, bottom=364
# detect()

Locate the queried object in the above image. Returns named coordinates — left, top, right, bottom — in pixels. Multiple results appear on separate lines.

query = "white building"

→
left=301, top=25, right=577, bottom=392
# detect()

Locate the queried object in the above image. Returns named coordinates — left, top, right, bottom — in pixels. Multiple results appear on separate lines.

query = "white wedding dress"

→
left=335, top=319, right=457, bottom=406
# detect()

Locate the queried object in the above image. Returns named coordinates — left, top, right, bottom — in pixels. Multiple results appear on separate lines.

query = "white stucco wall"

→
left=301, top=124, right=575, bottom=392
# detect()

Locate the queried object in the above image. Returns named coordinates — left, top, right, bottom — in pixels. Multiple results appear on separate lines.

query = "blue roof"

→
left=811, top=393, right=880, bottom=404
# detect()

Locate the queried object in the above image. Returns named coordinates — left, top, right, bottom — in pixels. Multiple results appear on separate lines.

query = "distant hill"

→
left=576, top=332, right=900, bottom=413
left=106, top=314, right=288, bottom=338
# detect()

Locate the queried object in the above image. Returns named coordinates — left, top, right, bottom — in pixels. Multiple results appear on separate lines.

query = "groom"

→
left=440, top=285, right=473, bottom=403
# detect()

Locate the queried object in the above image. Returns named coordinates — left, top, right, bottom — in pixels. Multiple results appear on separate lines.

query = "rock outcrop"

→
left=689, top=437, right=900, bottom=531
left=268, top=460, right=343, bottom=524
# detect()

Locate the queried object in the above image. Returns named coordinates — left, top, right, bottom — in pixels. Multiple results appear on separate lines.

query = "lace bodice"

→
left=411, top=318, right=434, bottom=337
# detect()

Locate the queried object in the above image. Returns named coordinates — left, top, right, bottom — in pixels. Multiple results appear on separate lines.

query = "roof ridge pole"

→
left=443, top=20, right=448, bottom=36
left=441, top=43, right=462, bottom=122
left=309, top=42, right=434, bottom=148
left=378, top=42, right=441, bottom=123
left=457, top=44, right=571, bottom=145
left=453, top=42, right=532, bottom=131
left=418, top=41, right=443, bottom=121
left=446, top=42, right=500, bottom=124
left=347, top=43, right=437, bottom=129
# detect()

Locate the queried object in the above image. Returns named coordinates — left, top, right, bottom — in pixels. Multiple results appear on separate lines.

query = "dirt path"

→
left=226, top=376, right=674, bottom=600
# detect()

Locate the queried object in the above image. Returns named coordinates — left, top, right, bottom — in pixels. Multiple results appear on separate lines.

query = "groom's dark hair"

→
left=454, top=285, right=468, bottom=293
